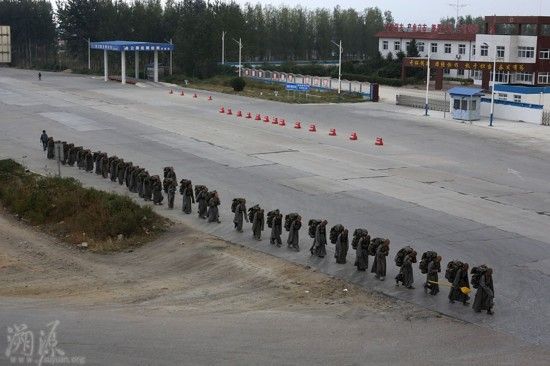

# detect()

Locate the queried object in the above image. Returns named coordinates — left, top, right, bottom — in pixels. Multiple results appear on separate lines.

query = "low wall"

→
left=396, top=94, right=450, bottom=112
left=480, top=98, right=543, bottom=125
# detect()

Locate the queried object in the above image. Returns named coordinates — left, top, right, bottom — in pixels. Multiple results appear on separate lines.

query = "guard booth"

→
left=448, top=87, right=484, bottom=122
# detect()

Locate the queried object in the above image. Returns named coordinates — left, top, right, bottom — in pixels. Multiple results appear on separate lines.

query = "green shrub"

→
left=230, top=77, right=246, bottom=91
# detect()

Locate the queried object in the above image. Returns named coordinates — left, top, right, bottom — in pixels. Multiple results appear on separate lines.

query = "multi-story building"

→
left=378, top=16, right=550, bottom=89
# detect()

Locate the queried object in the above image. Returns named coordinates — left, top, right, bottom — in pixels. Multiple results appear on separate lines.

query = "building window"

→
left=517, top=46, right=534, bottom=58
left=444, top=44, right=452, bottom=54
left=472, top=45, right=476, bottom=55
left=444, top=68, right=450, bottom=75
left=538, top=72, right=550, bottom=84
left=418, top=42, right=424, bottom=52
left=394, top=41, right=401, bottom=51
left=458, top=44, right=466, bottom=55
left=472, top=70, right=482, bottom=80
left=480, top=44, right=488, bottom=56
left=495, top=71, right=509, bottom=83
left=453, top=99, right=460, bottom=110
left=457, top=69, right=465, bottom=76
left=431, top=43, right=438, bottom=53
left=497, top=93, right=507, bottom=101
left=513, top=95, right=522, bottom=103
left=515, top=72, right=533, bottom=83
left=382, top=41, right=388, bottom=50
left=406, top=41, right=410, bottom=49
left=496, top=46, right=505, bottom=58
left=471, top=100, right=477, bottom=110
left=540, top=49, right=550, bottom=59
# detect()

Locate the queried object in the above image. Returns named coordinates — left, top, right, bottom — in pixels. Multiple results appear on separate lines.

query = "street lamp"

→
left=221, top=31, right=226, bottom=65
left=164, top=38, right=173, bottom=75
left=233, top=37, right=242, bottom=77
left=331, top=40, right=343, bottom=94
left=425, top=48, right=431, bottom=116
left=483, top=42, right=499, bottom=127
left=70, top=34, right=90, bottom=69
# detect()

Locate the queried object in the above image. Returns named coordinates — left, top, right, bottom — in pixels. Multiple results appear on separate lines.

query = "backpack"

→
left=308, top=219, right=321, bottom=238
left=267, top=210, right=278, bottom=228
left=351, top=228, right=368, bottom=249
left=394, top=246, right=414, bottom=267
left=368, top=238, right=385, bottom=256
left=248, top=205, right=260, bottom=222
left=204, top=191, right=214, bottom=203
left=195, top=185, right=207, bottom=197
left=419, top=251, right=438, bottom=274
left=329, top=224, right=344, bottom=244
left=285, top=213, right=299, bottom=231
left=470, top=265, right=488, bottom=289
left=445, top=260, right=464, bottom=282
left=231, top=198, right=244, bottom=213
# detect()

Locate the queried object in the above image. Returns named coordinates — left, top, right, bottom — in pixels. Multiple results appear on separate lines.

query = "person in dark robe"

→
left=101, top=154, right=109, bottom=179
left=449, top=263, right=470, bottom=305
left=85, top=151, right=94, bottom=172
left=335, top=229, right=349, bottom=264
left=117, top=161, right=126, bottom=184
left=137, top=171, right=145, bottom=197
left=109, top=157, right=118, bottom=181
left=179, top=181, right=194, bottom=214
left=207, top=191, right=220, bottom=223
left=252, top=208, right=265, bottom=240
left=196, top=188, right=208, bottom=219
left=473, top=268, right=494, bottom=315
left=124, top=163, right=133, bottom=188
left=40, top=130, right=48, bottom=151
left=93, top=151, right=101, bottom=174
left=166, top=179, right=176, bottom=209
left=269, top=210, right=283, bottom=247
left=424, top=256, right=442, bottom=295
left=233, top=199, right=248, bottom=232
left=310, top=220, right=328, bottom=258
left=286, top=215, right=301, bottom=251
left=355, top=235, right=370, bottom=271
left=61, top=142, right=68, bottom=165
left=372, top=239, right=390, bottom=280
left=46, top=137, right=55, bottom=159
left=67, top=145, right=77, bottom=166
left=395, top=251, right=416, bottom=289
left=152, top=176, right=164, bottom=205
left=143, top=174, right=152, bottom=201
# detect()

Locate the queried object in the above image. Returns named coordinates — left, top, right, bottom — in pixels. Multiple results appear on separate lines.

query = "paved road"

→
left=1, top=68, right=549, bottom=345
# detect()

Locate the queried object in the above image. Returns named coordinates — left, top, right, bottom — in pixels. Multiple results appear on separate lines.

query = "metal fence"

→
left=396, top=94, right=450, bottom=112
left=543, top=111, right=550, bottom=126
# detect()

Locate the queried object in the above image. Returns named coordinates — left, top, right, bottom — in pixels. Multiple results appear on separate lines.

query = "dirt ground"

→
left=1, top=208, right=549, bottom=365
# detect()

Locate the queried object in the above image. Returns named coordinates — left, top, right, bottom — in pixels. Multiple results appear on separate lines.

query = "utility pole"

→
left=88, top=38, right=91, bottom=70
left=425, top=49, right=431, bottom=116
left=233, top=37, right=242, bottom=77
left=448, top=0, right=468, bottom=28
left=221, top=31, right=226, bottom=65
left=331, top=40, right=343, bottom=94
left=169, top=38, right=173, bottom=75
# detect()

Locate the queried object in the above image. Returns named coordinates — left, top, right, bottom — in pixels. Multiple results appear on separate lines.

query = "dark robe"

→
left=167, top=185, right=176, bottom=209
left=311, top=224, right=327, bottom=258
left=143, top=176, right=152, bottom=201
left=396, top=255, right=414, bottom=287
left=196, top=191, right=208, bottom=219
left=473, top=273, right=494, bottom=312
left=152, top=180, right=163, bottom=204
left=355, top=237, right=369, bottom=271
left=449, top=268, right=470, bottom=303
left=68, top=148, right=76, bottom=166
left=85, top=153, right=94, bottom=172
left=233, top=203, right=247, bottom=231
left=425, top=261, right=440, bottom=295
left=101, top=157, right=109, bottom=178
left=137, top=173, right=145, bottom=197
left=61, top=143, right=69, bottom=165
left=335, top=232, right=349, bottom=264
left=207, top=197, right=220, bottom=223
left=94, top=154, right=102, bottom=174
left=117, top=163, right=125, bottom=185
left=252, top=210, right=264, bottom=240
left=46, top=139, right=55, bottom=159
left=124, top=166, right=133, bottom=187
left=372, top=244, right=389, bottom=279
left=181, top=186, right=194, bottom=214
left=40, top=133, right=48, bottom=151
left=270, top=214, right=283, bottom=246
left=286, top=220, right=301, bottom=251
left=110, top=160, right=118, bottom=181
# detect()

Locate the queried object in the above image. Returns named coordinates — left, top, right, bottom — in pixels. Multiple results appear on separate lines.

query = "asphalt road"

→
left=1, top=68, right=549, bottom=346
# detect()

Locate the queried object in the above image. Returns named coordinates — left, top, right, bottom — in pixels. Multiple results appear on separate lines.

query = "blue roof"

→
left=448, top=87, right=484, bottom=97
left=494, top=84, right=550, bottom=94
left=90, top=41, right=174, bottom=52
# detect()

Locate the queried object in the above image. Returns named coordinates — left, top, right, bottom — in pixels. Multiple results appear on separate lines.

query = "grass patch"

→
left=0, top=159, right=169, bottom=252
left=163, top=75, right=366, bottom=104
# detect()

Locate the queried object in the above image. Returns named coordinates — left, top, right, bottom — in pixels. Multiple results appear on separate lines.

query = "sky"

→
left=233, top=0, right=550, bottom=24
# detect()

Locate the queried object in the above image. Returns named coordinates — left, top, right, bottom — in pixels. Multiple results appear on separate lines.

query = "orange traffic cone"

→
left=169, top=89, right=174, bottom=94
left=219, top=106, right=225, bottom=113
left=272, top=117, right=279, bottom=124
left=255, top=114, right=261, bottom=121
left=236, top=110, right=242, bottom=117
left=350, top=132, right=358, bottom=141
left=245, top=112, right=252, bottom=119
left=375, top=137, right=383, bottom=145
left=309, top=124, right=316, bottom=132
left=279, top=119, right=286, bottom=126
left=294, top=121, right=301, bottom=129
left=208, top=95, right=213, bottom=101
left=263, top=115, right=270, bottom=123
left=193, top=93, right=197, bottom=98
left=180, top=90, right=185, bottom=96
left=329, top=128, right=337, bottom=136
left=227, top=108, right=233, bottom=115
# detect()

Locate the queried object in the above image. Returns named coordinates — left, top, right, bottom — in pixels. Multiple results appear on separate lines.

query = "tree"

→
left=407, top=39, right=420, bottom=57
